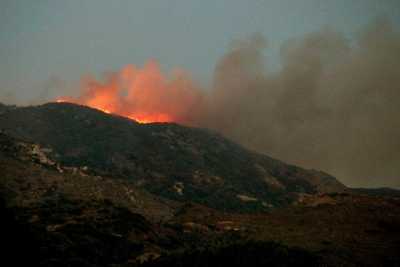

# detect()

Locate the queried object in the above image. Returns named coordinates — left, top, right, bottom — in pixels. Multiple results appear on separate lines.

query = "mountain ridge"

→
left=0, top=102, right=345, bottom=212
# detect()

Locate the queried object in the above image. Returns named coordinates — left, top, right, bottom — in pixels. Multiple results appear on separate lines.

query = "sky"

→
left=1, top=0, right=400, bottom=102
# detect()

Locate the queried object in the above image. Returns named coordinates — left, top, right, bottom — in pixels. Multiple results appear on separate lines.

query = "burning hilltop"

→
left=57, top=60, right=202, bottom=124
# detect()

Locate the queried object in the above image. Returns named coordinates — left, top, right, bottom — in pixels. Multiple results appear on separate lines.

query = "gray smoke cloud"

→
left=193, top=18, right=400, bottom=188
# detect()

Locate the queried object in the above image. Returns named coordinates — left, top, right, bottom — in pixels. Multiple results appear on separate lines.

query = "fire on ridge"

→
left=56, top=98, right=173, bottom=124
left=54, top=60, right=200, bottom=124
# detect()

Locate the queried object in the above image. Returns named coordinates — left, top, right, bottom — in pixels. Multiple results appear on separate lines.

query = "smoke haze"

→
left=199, top=19, right=400, bottom=188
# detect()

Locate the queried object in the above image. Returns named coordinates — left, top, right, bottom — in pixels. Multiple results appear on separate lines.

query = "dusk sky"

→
left=1, top=0, right=400, bottom=103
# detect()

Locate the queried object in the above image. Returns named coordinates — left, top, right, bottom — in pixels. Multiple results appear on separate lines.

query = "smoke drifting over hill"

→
left=3, top=19, right=400, bottom=187
left=200, top=19, right=400, bottom=188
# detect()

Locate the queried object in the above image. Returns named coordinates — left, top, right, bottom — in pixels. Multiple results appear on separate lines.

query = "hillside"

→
left=1, top=131, right=399, bottom=266
left=0, top=102, right=345, bottom=212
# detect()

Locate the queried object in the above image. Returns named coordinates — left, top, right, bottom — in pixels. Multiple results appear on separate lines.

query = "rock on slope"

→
left=0, top=131, right=176, bottom=221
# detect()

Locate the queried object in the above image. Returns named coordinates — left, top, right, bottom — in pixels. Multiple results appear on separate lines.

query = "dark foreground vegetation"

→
left=138, top=241, right=320, bottom=267
left=1, top=195, right=320, bottom=267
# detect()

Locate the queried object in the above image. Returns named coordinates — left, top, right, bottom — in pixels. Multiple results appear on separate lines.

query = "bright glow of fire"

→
left=55, top=60, right=201, bottom=124
left=127, top=113, right=172, bottom=124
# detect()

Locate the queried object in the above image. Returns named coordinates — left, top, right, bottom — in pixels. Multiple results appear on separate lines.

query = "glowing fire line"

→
left=53, top=61, right=197, bottom=125
left=55, top=99, right=171, bottom=124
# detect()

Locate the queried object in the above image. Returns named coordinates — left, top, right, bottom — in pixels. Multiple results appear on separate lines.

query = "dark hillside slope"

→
left=0, top=102, right=345, bottom=211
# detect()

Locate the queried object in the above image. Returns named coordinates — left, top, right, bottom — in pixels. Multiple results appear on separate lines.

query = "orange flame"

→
left=55, top=60, right=201, bottom=124
left=128, top=113, right=172, bottom=124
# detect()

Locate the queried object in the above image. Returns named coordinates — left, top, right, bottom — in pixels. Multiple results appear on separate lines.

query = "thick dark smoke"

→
left=194, top=19, right=400, bottom=188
